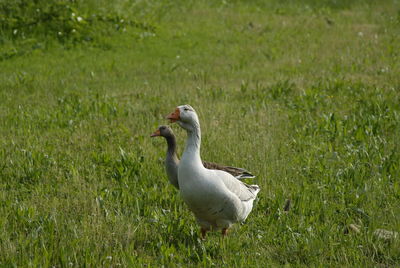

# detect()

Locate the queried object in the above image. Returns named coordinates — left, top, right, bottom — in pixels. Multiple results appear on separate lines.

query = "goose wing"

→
left=203, top=161, right=255, bottom=180
left=213, top=170, right=260, bottom=202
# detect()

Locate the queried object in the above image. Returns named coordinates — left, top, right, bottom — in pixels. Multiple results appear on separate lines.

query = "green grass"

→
left=1, top=0, right=400, bottom=266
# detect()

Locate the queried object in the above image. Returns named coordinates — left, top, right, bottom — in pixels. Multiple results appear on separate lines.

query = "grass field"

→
left=1, top=0, right=400, bottom=266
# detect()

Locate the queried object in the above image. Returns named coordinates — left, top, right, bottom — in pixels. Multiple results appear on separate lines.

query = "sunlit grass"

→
left=0, top=0, right=399, bottom=266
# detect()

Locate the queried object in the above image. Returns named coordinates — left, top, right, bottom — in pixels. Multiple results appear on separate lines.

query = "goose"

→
left=166, top=105, right=260, bottom=238
left=151, top=125, right=255, bottom=190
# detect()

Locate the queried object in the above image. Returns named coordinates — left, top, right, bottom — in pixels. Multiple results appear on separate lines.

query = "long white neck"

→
left=181, top=120, right=202, bottom=165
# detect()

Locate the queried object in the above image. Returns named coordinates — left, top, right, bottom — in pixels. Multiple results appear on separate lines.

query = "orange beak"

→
left=150, top=129, right=161, bottom=137
left=166, top=108, right=180, bottom=123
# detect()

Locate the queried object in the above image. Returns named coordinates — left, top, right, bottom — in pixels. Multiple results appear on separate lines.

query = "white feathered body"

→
left=178, top=150, right=259, bottom=230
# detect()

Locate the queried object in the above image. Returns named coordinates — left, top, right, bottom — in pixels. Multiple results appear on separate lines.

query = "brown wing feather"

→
left=202, top=161, right=255, bottom=179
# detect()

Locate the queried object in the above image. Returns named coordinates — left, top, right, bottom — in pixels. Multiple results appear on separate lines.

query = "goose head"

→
left=166, top=105, right=199, bottom=132
left=150, top=125, right=174, bottom=138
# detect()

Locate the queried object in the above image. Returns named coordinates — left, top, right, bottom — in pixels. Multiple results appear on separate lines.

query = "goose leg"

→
left=221, top=228, right=228, bottom=237
left=200, top=228, right=207, bottom=239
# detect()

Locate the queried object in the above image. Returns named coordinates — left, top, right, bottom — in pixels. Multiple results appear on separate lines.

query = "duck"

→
left=151, top=125, right=255, bottom=190
left=166, top=105, right=260, bottom=238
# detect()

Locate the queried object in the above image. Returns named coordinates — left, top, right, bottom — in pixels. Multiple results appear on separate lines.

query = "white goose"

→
left=166, top=105, right=260, bottom=238
left=150, top=125, right=255, bottom=190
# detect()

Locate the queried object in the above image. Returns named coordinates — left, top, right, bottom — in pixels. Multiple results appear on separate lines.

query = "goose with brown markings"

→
left=151, top=125, right=255, bottom=190
left=166, top=105, right=260, bottom=238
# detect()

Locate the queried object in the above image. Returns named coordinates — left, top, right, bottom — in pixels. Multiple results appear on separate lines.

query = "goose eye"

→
left=184, top=107, right=191, bottom=111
